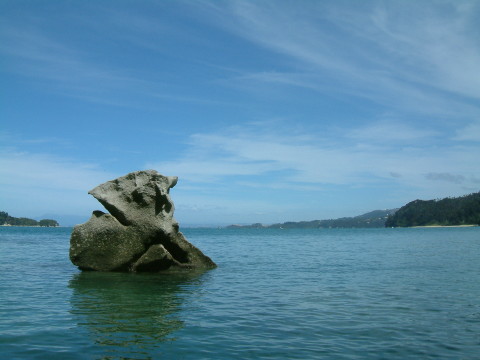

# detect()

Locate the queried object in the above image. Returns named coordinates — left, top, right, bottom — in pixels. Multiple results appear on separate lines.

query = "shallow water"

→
left=0, top=226, right=479, bottom=359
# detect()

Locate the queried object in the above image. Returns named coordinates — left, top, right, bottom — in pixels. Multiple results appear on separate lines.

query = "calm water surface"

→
left=0, top=226, right=479, bottom=359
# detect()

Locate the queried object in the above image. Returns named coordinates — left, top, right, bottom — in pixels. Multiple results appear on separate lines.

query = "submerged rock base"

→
left=70, top=170, right=216, bottom=272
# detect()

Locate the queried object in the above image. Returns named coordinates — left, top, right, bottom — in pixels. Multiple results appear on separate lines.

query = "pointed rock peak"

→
left=88, top=170, right=178, bottom=226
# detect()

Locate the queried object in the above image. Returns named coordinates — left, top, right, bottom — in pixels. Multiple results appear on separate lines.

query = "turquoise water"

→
left=0, top=226, right=479, bottom=359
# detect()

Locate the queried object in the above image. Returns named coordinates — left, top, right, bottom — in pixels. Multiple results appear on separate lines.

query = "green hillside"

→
left=0, top=211, right=59, bottom=227
left=228, top=209, right=398, bottom=229
left=385, top=192, right=480, bottom=227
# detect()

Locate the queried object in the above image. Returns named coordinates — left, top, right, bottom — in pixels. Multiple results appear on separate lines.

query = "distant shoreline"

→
left=0, top=224, right=61, bottom=228
left=410, top=224, right=478, bottom=228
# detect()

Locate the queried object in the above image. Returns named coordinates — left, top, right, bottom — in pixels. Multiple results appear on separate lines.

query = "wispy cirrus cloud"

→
left=3, top=1, right=479, bottom=122
left=0, top=145, right=117, bottom=216
left=0, top=149, right=114, bottom=192
left=147, top=121, right=480, bottom=197
left=0, top=23, right=147, bottom=106
left=453, top=121, right=480, bottom=142
left=197, top=1, right=480, bottom=120
left=346, top=119, right=439, bottom=144
left=2, top=1, right=479, bottom=224
left=0, top=14, right=218, bottom=107
left=187, top=0, right=480, bottom=157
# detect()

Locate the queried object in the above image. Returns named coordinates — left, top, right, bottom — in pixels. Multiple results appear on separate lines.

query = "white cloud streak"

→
left=454, top=121, right=480, bottom=142
left=0, top=19, right=200, bottom=108
left=2, top=1, right=479, bottom=121
left=1, top=25, right=126, bottom=87
left=2, top=1, right=479, bottom=222
left=0, top=148, right=118, bottom=216
left=199, top=0, right=480, bottom=120
left=148, top=122, right=480, bottom=196
left=0, top=150, right=115, bottom=191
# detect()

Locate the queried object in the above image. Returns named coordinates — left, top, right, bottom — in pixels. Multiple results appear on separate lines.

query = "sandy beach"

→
left=411, top=225, right=478, bottom=228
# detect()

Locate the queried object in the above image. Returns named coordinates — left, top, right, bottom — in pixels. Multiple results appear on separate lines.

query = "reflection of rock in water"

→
left=69, top=271, right=207, bottom=357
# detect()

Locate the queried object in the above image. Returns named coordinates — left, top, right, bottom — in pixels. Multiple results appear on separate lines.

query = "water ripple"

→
left=1, top=227, right=480, bottom=359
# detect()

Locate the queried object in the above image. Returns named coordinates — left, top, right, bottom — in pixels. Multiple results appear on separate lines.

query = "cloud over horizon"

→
left=1, top=0, right=479, bottom=224
left=148, top=121, right=479, bottom=193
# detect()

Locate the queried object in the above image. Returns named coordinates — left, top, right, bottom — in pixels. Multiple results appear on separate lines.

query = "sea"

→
left=0, top=226, right=479, bottom=360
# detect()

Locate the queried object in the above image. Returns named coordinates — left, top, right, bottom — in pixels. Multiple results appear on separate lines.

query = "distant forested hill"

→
left=385, top=192, right=480, bottom=227
left=0, top=211, right=59, bottom=227
left=227, top=209, right=398, bottom=229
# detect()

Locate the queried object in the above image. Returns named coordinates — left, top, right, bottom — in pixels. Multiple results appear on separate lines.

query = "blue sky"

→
left=1, top=0, right=479, bottom=226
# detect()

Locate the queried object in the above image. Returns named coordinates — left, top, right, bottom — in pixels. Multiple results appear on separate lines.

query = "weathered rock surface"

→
left=70, top=170, right=216, bottom=272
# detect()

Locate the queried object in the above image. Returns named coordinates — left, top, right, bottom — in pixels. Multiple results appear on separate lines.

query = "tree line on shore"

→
left=385, top=191, right=480, bottom=227
left=0, top=211, right=59, bottom=227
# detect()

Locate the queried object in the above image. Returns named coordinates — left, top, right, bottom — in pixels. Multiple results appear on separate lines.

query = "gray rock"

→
left=70, top=170, right=216, bottom=272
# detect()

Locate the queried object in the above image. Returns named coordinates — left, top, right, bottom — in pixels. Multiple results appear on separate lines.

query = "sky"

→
left=1, top=0, right=480, bottom=226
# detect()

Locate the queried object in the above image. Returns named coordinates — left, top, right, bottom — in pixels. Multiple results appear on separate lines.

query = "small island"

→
left=0, top=211, right=59, bottom=227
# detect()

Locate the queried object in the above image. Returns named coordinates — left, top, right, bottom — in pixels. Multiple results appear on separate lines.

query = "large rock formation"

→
left=70, top=170, right=216, bottom=272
